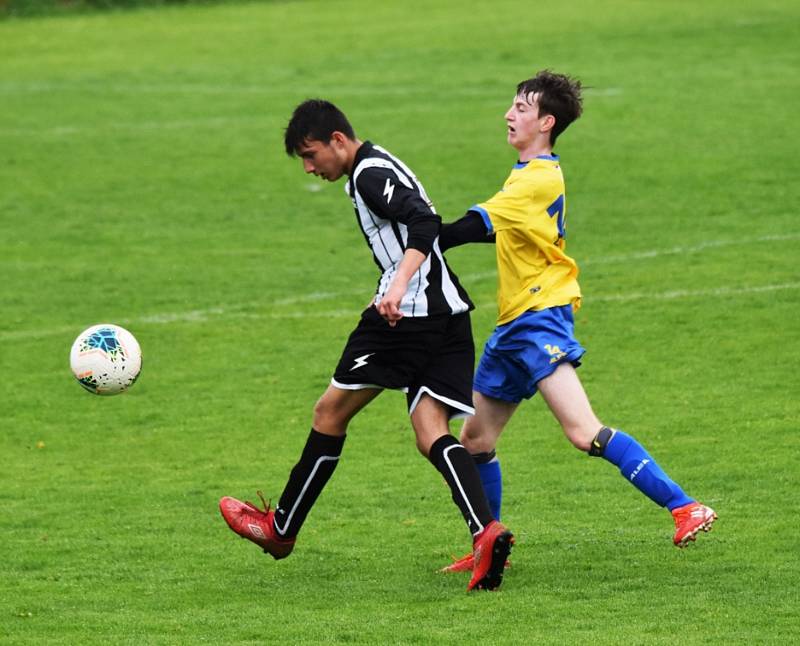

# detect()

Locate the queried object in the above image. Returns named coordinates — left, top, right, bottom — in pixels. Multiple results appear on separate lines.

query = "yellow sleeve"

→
left=474, top=176, right=535, bottom=233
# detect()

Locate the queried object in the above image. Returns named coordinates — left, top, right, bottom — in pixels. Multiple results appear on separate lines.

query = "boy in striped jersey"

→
left=220, top=100, right=513, bottom=591
left=438, top=71, right=717, bottom=573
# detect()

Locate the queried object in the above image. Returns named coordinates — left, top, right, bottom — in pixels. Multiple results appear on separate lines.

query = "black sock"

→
left=428, top=435, right=495, bottom=537
left=273, top=429, right=345, bottom=540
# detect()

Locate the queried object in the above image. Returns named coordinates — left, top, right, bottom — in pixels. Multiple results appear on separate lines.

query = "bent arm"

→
left=439, top=210, right=495, bottom=251
left=376, top=248, right=427, bottom=327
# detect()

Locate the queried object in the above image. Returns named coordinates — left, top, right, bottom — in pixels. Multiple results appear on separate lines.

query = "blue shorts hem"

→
left=473, top=383, right=524, bottom=404
left=531, top=348, right=585, bottom=385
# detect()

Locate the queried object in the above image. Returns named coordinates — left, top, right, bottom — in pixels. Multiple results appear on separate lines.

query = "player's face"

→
left=296, top=135, right=350, bottom=182
left=504, top=91, right=546, bottom=151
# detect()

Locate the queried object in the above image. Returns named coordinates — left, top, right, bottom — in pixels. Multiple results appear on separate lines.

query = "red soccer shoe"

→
left=467, top=520, right=514, bottom=591
left=672, top=502, right=717, bottom=547
left=219, top=492, right=295, bottom=559
left=440, top=551, right=512, bottom=573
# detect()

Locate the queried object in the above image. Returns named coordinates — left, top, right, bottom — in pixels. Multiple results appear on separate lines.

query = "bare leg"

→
left=459, top=391, right=519, bottom=454
left=409, top=393, right=451, bottom=456
left=312, top=384, right=381, bottom=436
left=537, top=362, right=603, bottom=450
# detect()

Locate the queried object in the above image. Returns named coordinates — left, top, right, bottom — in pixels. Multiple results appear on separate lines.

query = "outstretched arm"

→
left=439, top=210, right=495, bottom=251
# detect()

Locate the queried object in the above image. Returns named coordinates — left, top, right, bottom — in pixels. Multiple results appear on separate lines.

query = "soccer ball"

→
left=70, top=324, right=142, bottom=395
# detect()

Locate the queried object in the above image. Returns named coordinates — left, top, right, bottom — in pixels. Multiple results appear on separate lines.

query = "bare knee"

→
left=413, top=424, right=439, bottom=458
left=312, top=396, right=349, bottom=436
left=459, top=417, right=498, bottom=455
left=563, top=423, right=605, bottom=452
left=410, top=395, right=450, bottom=457
left=414, top=434, right=435, bottom=458
left=568, top=433, right=593, bottom=452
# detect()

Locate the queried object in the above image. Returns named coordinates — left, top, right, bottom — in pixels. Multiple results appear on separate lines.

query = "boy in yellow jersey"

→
left=438, top=71, right=717, bottom=572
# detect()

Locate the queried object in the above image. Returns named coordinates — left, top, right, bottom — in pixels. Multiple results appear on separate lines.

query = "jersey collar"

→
left=514, top=153, right=560, bottom=169
left=352, top=140, right=373, bottom=169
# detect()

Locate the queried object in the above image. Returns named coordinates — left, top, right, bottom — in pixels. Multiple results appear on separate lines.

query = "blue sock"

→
left=475, top=456, right=502, bottom=521
left=602, top=430, right=693, bottom=511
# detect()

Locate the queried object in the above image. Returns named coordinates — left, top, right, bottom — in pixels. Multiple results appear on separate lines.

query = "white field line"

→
left=0, top=82, right=621, bottom=138
left=152, top=280, right=800, bottom=314
left=0, top=81, right=623, bottom=99
left=590, top=281, right=800, bottom=303
left=2, top=233, right=794, bottom=291
left=0, top=116, right=268, bottom=138
left=2, top=280, right=798, bottom=343
left=456, top=232, right=800, bottom=281
left=583, top=232, right=800, bottom=264
left=1, top=233, right=797, bottom=342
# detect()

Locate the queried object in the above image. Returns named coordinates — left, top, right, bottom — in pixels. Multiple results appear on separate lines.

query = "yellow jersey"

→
left=472, top=155, right=581, bottom=325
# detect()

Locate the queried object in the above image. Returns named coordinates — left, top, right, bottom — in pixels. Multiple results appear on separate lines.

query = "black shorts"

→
left=332, top=307, right=475, bottom=419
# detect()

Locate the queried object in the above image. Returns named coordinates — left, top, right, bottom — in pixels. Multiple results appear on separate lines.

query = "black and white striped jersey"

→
left=344, top=141, right=473, bottom=318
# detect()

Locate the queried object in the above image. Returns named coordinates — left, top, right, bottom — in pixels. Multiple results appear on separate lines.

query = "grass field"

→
left=2, top=0, right=799, bottom=643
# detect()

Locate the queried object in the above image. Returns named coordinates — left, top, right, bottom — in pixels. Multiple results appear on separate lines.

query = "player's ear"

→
left=540, top=114, right=556, bottom=134
left=330, top=131, right=349, bottom=148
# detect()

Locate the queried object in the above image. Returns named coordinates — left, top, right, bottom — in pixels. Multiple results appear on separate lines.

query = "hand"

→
left=376, top=282, right=405, bottom=327
left=377, top=249, right=423, bottom=327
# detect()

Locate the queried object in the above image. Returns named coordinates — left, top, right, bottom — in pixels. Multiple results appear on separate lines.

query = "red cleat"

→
left=672, top=502, right=717, bottom=547
left=219, top=491, right=295, bottom=559
left=467, top=520, right=514, bottom=591
left=440, top=551, right=511, bottom=573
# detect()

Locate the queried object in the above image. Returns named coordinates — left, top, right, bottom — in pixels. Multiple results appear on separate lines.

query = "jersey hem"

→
left=497, top=297, right=580, bottom=326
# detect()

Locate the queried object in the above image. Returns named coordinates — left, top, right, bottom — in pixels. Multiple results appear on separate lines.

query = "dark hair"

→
left=284, top=99, right=356, bottom=156
left=517, top=71, right=583, bottom=145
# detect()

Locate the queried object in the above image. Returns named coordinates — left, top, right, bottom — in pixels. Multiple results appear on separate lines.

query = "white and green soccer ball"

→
left=70, top=324, right=142, bottom=395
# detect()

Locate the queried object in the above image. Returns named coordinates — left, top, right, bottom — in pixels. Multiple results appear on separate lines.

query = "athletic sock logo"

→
left=629, top=458, right=650, bottom=481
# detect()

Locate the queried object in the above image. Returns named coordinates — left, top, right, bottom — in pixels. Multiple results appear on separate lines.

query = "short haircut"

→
left=284, top=99, right=356, bottom=156
left=517, top=71, right=583, bottom=145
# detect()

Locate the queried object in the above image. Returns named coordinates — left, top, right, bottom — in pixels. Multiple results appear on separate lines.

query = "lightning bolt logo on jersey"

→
left=382, top=178, right=395, bottom=203
left=344, top=141, right=473, bottom=318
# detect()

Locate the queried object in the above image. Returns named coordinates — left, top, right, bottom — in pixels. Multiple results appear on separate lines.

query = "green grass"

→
left=2, top=0, right=799, bottom=643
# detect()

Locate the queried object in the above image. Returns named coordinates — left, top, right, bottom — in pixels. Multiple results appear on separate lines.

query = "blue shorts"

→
left=474, top=305, right=585, bottom=403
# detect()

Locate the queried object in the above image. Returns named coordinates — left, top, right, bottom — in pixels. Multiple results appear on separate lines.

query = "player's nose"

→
left=302, top=158, right=315, bottom=174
